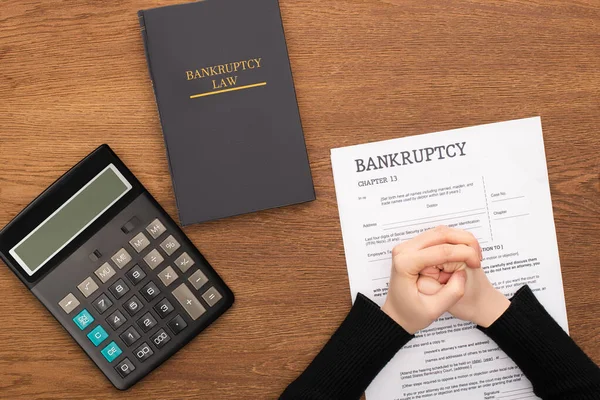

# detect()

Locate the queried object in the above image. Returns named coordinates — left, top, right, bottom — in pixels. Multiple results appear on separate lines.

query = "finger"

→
left=417, top=275, right=442, bottom=295
left=395, top=244, right=480, bottom=275
left=420, top=266, right=441, bottom=279
left=421, top=270, right=466, bottom=316
left=392, top=226, right=481, bottom=256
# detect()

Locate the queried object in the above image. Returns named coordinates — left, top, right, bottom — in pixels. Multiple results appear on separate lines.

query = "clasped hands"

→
left=381, top=226, right=510, bottom=334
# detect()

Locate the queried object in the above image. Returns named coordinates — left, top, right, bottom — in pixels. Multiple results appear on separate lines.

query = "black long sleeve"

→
left=281, top=286, right=600, bottom=400
left=280, top=293, right=413, bottom=399
left=478, top=285, right=600, bottom=399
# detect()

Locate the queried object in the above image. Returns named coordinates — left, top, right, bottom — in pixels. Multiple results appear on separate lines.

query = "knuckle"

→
left=435, top=225, right=448, bottom=234
left=441, top=243, right=454, bottom=259
left=392, top=244, right=404, bottom=257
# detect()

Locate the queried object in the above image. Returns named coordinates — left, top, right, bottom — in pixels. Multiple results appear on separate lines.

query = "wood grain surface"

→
left=0, top=0, right=599, bottom=399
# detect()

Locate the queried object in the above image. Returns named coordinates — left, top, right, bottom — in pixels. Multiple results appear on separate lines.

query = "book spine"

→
left=137, top=10, right=184, bottom=224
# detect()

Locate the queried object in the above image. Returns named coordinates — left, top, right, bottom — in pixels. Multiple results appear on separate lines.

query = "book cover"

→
left=138, top=0, right=315, bottom=225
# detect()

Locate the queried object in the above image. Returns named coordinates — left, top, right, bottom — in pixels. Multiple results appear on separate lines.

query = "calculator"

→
left=0, top=144, right=234, bottom=390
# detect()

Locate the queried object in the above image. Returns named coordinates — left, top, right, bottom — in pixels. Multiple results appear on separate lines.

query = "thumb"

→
left=425, top=270, right=466, bottom=316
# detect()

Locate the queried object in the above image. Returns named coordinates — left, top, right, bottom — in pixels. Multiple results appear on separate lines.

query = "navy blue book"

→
left=139, top=0, right=315, bottom=225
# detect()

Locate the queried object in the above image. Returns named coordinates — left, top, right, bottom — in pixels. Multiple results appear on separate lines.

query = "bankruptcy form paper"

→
left=330, top=117, right=568, bottom=400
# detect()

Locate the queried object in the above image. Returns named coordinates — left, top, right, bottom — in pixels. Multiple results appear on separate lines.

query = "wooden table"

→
left=1, top=1, right=598, bottom=398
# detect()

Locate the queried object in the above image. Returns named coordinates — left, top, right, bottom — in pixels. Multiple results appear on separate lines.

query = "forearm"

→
left=280, top=293, right=413, bottom=400
left=478, top=285, right=600, bottom=400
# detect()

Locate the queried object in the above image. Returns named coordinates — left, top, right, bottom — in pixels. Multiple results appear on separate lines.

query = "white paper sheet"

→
left=330, top=117, right=568, bottom=400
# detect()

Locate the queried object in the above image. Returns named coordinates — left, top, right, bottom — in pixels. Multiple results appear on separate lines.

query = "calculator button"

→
left=119, top=326, right=141, bottom=347
left=129, top=232, right=151, bottom=253
left=125, top=264, right=146, bottom=286
left=77, top=277, right=99, bottom=298
left=188, top=269, right=209, bottom=290
left=167, top=314, right=188, bottom=335
left=92, top=293, right=113, bottom=314
left=157, top=266, right=179, bottom=287
left=137, top=312, right=157, bottom=333
left=172, top=283, right=206, bottom=320
left=89, top=249, right=102, bottom=262
left=121, top=216, right=140, bottom=234
left=87, top=325, right=109, bottom=347
left=109, top=279, right=130, bottom=299
left=140, top=281, right=161, bottom=302
left=106, top=310, right=127, bottom=330
left=115, top=358, right=136, bottom=378
left=174, top=252, right=195, bottom=273
left=101, top=341, right=122, bottom=363
left=160, top=235, right=180, bottom=256
left=94, top=262, right=116, bottom=284
left=59, top=293, right=80, bottom=314
left=143, top=249, right=164, bottom=270
left=150, top=329, right=171, bottom=349
left=153, top=298, right=175, bottom=319
left=146, top=218, right=167, bottom=239
left=124, top=296, right=144, bottom=316
left=73, top=309, right=94, bottom=330
left=202, top=287, right=223, bottom=307
left=111, top=248, right=132, bottom=269
left=134, top=342, right=154, bottom=363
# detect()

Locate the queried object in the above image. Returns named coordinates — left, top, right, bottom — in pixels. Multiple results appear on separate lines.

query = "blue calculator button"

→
left=101, top=341, right=122, bottom=363
left=73, top=309, right=94, bottom=330
left=87, top=325, right=109, bottom=347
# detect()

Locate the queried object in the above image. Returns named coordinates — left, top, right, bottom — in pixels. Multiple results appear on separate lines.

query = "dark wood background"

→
left=0, top=0, right=598, bottom=398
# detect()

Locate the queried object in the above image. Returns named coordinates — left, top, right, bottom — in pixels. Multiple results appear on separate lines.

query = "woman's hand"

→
left=417, top=265, right=510, bottom=327
left=381, top=226, right=482, bottom=334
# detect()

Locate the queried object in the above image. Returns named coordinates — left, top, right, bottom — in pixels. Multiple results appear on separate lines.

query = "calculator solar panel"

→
left=0, top=145, right=234, bottom=390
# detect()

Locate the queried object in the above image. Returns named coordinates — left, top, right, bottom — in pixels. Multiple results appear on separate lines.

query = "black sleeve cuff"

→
left=280, top=293, right=413, bottom=399
left=478, top=285, right=600, bottom=399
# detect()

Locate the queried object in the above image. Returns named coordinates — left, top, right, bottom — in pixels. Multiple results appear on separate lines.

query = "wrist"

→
left=475, top=288, right=510, bottom=328
left=381, top=302, right=419, bottom=334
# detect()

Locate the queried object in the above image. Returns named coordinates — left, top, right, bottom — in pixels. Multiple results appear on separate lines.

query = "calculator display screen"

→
left=9, top=164, right=132, bottom=276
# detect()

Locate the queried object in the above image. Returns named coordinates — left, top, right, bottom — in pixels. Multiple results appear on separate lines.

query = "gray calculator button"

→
left=160, top=235, right=180, bottom=256
left=94, top=262, right=116, bottom=283
left=111, top=248, right=132, bottom=269
left=171, top=283, right=206, bottom=320
left=129, top=232, right=150, bottom=253
left=77, top=277, right=99, bottom=298
left=157, top=266, right=179, bottom=287
left=174, top=252, right=195, bottom=273
left=143, top=249, right=164, bottom=270
left=59, top=293, right=80, bottom=314
left=188, top=269, right=208, bottom=290
left=202, top=287, right=223, bottom=307
left=146, top=218, right=167, bottom=239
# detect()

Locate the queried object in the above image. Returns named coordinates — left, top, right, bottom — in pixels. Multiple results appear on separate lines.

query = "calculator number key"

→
left=94, top=262, right=116, bottom=284
left=92, top=293, right=113, bottom=314
left=167, top=314, right=188, bottom=335
left=115, top=358, right=136, bottom=378
left=120, top=326, right=141, bottom=347
left=146, top=218, right=167, bottom=239
left=126, top=265, right=146, bottom=286
left=160, top=235, right=180, bottom=256
left=106, top=310, right=127, bottom=330
left=109, top=279, right=130, bottom=299
left=111, top=248, right=132, bottom=269
left=143, top=249, right=164, bottom=270
left=140, top=281, right=161, bottom=302
left=137, top=312, right=157, bottom=333
left=153, top=298, right=175, bottom=319
left=124, top=296, right=143, bottom=316
left=134, top=342, right=154, bottom=363
left=151, top=329, right=171, bottom=349
left=174, top=252, right=195, bottom=273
